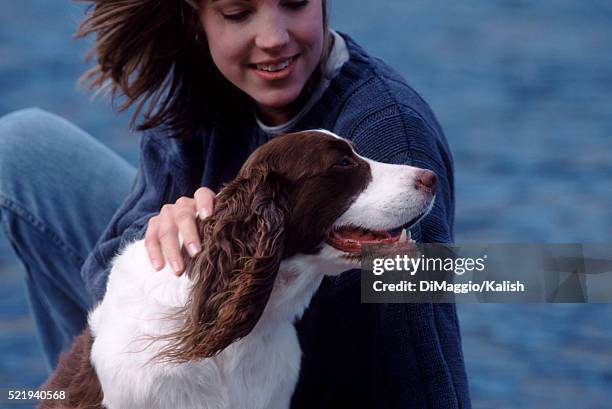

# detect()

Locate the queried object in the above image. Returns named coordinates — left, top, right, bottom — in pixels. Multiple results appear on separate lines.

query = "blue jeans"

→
left=0, top=108, right=136, bottom=372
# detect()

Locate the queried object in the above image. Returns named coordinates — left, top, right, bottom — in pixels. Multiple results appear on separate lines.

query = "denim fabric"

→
left=0, top=108, right=135, bottom=371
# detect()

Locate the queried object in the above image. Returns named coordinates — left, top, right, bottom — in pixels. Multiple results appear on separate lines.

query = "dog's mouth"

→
left=325, top=212, right=425, bottom=255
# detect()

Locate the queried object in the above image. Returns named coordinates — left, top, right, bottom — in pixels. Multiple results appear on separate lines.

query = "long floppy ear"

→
left=156, top=165, right=289, bottom=362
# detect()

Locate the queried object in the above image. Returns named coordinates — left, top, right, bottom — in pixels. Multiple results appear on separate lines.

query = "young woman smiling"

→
left=0, top=0, right=470, bottom=407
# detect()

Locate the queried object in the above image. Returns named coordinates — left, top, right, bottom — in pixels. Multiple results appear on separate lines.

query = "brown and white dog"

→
left=40, top=130, right=436, bottom=409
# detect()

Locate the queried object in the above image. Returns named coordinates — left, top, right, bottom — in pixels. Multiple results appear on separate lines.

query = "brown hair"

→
left=76, top=0, right=331, bottom=139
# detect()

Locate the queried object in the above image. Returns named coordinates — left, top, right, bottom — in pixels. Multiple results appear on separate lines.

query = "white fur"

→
left=334, top=158, right=432, bottom=231
left=318, top=128, right=433, bottom=231
left=88, top=130, right=432, bottom=409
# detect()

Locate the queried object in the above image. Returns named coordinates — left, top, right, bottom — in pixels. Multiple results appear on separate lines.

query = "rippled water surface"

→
left=1, top=1, right=611, bottom=408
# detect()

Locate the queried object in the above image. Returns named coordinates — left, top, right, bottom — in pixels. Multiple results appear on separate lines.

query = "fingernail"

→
left=188, top=242, right=200, bottom=257
left=172, top=261, right=182, bottom=273
left=199, top=208, right=210, bottom=220
left=151, top=259, right=162, bottom=270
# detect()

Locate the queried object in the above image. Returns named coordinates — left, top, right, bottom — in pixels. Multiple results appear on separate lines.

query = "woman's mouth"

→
left=249, top=55, right=298, bottom=80
left=255, top=57, right=294, bottom=71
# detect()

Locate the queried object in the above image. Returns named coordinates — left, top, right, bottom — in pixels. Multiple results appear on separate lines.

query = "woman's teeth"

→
left=255, top=58, right=293, bottom=72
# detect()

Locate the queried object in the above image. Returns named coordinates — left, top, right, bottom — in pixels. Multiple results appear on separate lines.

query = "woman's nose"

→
left=254, top=13, right=290, bottom=52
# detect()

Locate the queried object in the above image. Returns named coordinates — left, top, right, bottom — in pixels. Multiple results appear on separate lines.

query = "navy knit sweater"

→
left=82, top=33, right=471, bottom=408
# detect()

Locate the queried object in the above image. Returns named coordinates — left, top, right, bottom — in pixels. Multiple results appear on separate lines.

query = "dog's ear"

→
left=156, top=165, right=289, bottom=362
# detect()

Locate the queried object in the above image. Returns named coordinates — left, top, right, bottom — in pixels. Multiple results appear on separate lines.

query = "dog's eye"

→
left=334, top=157, right=356, bottom=168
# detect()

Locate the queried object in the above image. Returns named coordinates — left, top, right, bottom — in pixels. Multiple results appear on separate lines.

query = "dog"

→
left=40, top=129, right=436, bottom=409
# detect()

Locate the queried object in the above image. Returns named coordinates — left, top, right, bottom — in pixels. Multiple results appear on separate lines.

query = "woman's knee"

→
left=0, top=107, right=65, bottom=148
left=0, top=108, right=80, bottom=182
left=0, top=107, right=133, bottom=196
left=0, top=107, right=135, bottom=261
left=0, top=108, right=134, bottom=228
left=0, top=107, right=51, bottom=133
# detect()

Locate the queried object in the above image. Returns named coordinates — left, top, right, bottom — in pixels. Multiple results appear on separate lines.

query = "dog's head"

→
left=239, top=129, right=436, bottom=265
left=158, top=130, right=435, bottom=361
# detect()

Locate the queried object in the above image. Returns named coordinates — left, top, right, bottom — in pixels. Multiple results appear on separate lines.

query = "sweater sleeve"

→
left=340, top=104, right=470, bottom=409
left=346, top=103, right=455, bottom=244
left=80, top=133, right=172, bottom=302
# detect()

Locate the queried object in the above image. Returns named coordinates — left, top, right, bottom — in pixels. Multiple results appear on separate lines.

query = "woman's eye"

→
left=222, top=10, right=251, bottom=21
left=284, top=0, right=309, bottom=10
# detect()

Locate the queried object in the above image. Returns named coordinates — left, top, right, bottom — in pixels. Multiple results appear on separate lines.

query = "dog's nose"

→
left=415, top=170, right=437, bottom=193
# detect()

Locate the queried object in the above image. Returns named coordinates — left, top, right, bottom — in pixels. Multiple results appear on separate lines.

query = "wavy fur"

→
left=156, top=166, right=289, bottom=362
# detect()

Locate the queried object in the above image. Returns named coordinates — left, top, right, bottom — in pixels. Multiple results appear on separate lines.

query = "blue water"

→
left=1, top=1, right=611, bottom=408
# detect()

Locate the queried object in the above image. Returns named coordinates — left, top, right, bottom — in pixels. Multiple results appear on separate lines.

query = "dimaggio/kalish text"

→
left=373, top=280, right=525, bottom=294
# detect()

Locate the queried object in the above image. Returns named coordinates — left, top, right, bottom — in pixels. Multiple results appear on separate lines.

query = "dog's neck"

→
left=258, top=259, right=325, bottom=326
left=256, top=250, right=353, bottom=327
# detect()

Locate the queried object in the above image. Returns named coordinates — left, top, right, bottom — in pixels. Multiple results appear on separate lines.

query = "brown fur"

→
left=157, top=166, right=290, bottom=361
left=38, top=329, right=102, bottom=409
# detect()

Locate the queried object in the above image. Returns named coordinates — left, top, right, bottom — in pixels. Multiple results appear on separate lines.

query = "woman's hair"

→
left=77, top=0, right=331, bottom=138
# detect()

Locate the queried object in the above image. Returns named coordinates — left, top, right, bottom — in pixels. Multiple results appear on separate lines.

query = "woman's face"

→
left=200, top=0, right=324, bottom=125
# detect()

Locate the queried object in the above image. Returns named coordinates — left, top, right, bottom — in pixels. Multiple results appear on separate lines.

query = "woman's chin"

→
left=253, top=93, right=302, bottom=125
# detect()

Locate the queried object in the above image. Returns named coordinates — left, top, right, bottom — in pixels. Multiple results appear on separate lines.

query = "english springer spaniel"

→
left=40, top=130, right=436, bottom=409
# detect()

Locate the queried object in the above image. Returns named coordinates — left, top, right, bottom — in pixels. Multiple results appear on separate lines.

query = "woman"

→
left=0, top=0, right=470, bottom=407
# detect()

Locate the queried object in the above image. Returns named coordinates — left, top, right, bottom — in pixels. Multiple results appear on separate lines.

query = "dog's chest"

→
left=92, top=321, right=301, bottom=409
left=89, top=240, right=302, bottom=409
left=217, top=323, right=302, bottom=409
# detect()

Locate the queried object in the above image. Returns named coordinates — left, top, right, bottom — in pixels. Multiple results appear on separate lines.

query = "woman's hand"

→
left=145, top=187, right=215, bottom=275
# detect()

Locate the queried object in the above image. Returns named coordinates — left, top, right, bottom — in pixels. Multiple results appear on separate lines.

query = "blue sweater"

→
left=82, top=33, right=470, bottom=408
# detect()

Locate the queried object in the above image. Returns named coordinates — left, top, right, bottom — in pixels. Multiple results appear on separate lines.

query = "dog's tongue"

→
left=326, top=227, right=402, bottom=254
